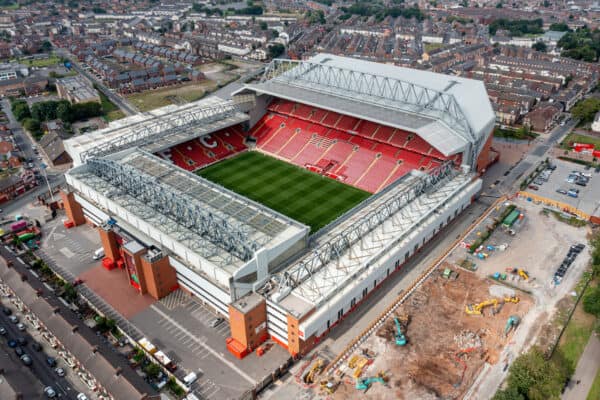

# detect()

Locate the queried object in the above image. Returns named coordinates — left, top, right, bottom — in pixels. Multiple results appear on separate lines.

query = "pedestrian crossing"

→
left=159, top=289, right=190, bottom=310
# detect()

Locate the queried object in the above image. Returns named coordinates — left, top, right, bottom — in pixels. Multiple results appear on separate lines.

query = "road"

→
left=562, top=334, right=600, bottom=400
left=54, top=49, right=138, bottom=116
left=0, top=246, right=153, bottom=396
left=0, top=307, right=78, bottom=399
left=0, top=99, right=65, bottom=216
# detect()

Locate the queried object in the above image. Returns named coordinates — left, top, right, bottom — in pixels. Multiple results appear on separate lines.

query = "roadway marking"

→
left=149, top=304, right=255, bottom=385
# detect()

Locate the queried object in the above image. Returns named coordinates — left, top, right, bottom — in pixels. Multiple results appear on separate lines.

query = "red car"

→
left=528, top=185, right=539, bottom=191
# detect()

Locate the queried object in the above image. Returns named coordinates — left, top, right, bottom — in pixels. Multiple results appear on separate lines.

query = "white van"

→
left=183, top=372, right=198, bottom=386
left=92, top=248, right=105, bottom=260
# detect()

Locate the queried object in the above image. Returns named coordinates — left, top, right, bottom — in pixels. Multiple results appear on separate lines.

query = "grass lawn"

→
left=561, top=133, right=600, bottom=150
left=552, top=281, right=597, bottom=369
left=126, top=83, right=215, bottom=112
left=197, top=152, right=371, bottom=232
left=424, top=43, right=444, bottom=53
left=21, top=55, right=62, bottom=68
left=588, top=367, right=600, bottom=400
left=96, top=89, right=125, bottom=122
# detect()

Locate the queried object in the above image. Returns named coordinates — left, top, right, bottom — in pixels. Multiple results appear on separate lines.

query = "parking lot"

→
left=38, top=214, right=291, bottom=400
left=526, top=158, right=600, bottom=218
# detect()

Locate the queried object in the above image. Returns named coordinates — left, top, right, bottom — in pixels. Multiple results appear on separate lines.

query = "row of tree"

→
left=11, top=97, right=103, bottom=139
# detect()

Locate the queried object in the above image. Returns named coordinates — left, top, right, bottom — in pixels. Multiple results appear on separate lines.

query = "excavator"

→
left=303, top=359, right=324, bottom=384
left=504, top=296, right=520, bottom=304
left=504, top=315, right=520, bottom=336
left=355, top=371, right=388, bottom=391
left=394, top=316, right=408, bottom=346
left=465, top=299, right=499, bottom=315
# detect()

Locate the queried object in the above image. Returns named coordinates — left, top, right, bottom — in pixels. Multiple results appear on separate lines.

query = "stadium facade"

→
left=62, top=54, right=495, bottom=358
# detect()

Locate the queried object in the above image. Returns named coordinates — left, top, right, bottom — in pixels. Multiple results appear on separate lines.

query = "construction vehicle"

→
left=506, top=268, right=529, bottom=281
left=355, top=372, right=387, bottom=391
left=320, top=378, right=339, bottom=394
left=394, top=317, right=407, bottom=346
left=348, top=355, right=370, bottom=378
left=442, top=268, right=458, bottom=279
left=504, top=315, right=520, bottom=336
left=466, top=299, right=499, bottom=315
left=303, top=359, right=324, bottom=384
left=504, top=296, right=520, bottom=304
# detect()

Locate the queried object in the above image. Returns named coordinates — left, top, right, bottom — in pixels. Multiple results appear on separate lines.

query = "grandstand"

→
left=61, top=53, right=495, bottom=359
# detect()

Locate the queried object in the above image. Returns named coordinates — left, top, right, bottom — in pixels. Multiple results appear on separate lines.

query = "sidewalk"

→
left=562, top=333, right=600, bottom=400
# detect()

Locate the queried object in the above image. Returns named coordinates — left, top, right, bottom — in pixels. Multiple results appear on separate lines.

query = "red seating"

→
left=336, top=115, right=360, bottom=132
left=164, top=125, right=248, bottom=171
left=246, top=98, right=459, bottom=192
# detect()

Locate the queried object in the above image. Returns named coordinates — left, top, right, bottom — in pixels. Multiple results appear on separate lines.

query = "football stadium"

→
left=62, top=54, right=495, bottom=358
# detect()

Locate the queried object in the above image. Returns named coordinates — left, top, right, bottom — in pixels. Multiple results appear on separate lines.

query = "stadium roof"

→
left=237, top=54, right=495, bottom=160
left=66, top=148, right=307, bottom=290
left=64, top=96, right=249, bottom=166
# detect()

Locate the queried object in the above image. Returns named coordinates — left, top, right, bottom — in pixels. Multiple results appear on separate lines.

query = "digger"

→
left=394, top=315, right=409, bottom=346
left=355, top=371, right=388, bottom=391
left=465, top=299, right=499, bottom=315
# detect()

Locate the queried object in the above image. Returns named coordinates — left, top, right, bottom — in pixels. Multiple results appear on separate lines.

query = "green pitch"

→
left=197, top=152, right=370, bottom=232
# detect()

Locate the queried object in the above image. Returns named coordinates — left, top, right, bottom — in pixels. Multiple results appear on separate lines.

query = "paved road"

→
left=0, top=247, right=153, bottom=396
left=0, top=306, right=78, bottom=399
left=54, top=49, right=138, bottom=116
left=562, top=334, right=600, bottom=400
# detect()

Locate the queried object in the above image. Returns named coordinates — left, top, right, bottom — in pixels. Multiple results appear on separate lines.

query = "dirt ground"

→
left=326, top=266, right=531, bottom=400
left=305, top=199, right=590, bottom=400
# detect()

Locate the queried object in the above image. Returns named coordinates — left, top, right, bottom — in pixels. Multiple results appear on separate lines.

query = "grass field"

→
left=552, top=280, right=598, bottom=371
left=197, top=152, right=370, bottom=232
left=561, top=133, right=600, bottom=150
left=126, top=82, right=216, bottom=111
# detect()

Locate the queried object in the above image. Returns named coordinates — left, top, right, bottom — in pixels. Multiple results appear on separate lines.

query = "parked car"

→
left=210, top=317, right=224, bottom=328
left=76, top=393, right=89, bottom=400
left=21, top=354, right=32, bottom=366
left=7, top=339, right=17, bottom=348
left=44, top=386, right=57, bottom=398
left=556, top=189, right=567, bottom=195
left=0, top=326, right=6, bottom=335
left=2, top=307, right=12, bottom=315
left=528, top=185, right=539, bottom=191
left=55, top=367, right=65, bottom=377
left=16, top=322, right=25, bottom=331
left=8, top=315, right=18, bottom=323
left=31, top=341, right=42, bottom=352
left=16, top=337, right=27, bottom=346
left=46, top=356, right=57, bottom=367
left=14, top=346, right=24, bottom=357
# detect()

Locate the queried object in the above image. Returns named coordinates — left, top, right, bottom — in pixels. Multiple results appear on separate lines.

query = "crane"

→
left=394, top=317, right=407, bottom=346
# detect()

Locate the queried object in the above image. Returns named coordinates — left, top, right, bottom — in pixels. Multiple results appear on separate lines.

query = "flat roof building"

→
left=56, top=75, right=101, bottom=104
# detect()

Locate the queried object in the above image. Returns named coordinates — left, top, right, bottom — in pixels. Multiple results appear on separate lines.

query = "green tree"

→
left=506, top=347, right=568, bottom=399
left=144, top=363, right=161, bottom=379
left=532, top=41, right=547, bottom=52
left=493, top=386, right=525, bottom=400
left=268, top=43, right=285, bottom=58
left=571, top=98, right=600, bottom=123
left=549, top=22, right=570, bottom=32
left=259, top=21, right=267, bottom=30
left=56, top=101, right=74, bottom=123
left=583, top=283, right=600, bottom=316
left=11, top=101, right=31, bottom=121
left=22, top=118, right=41, bottom=136
left=41, top=41, right=52, bottom=52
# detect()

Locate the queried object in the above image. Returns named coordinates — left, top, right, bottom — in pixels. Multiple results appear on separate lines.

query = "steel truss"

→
left=80, top=101, right=240, bottom=163
left=277, top=162, right=456, bottom=294
left=261, top=59, right=479, bottom=158
left=86, top=157, right=259, bottom=262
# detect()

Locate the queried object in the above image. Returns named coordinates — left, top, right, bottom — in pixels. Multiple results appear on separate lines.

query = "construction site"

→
left=289, top=196, right=591, bottom=400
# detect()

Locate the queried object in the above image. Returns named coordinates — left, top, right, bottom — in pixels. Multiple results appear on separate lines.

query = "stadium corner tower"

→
left=62, top=54, right=495, bottom=358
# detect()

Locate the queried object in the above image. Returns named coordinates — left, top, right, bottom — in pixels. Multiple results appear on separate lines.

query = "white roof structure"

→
left=238, top=53, right=495, bottom=164
left=66, top=148, right=308, bottom=292
left=64, top=96, right=249, bottom=166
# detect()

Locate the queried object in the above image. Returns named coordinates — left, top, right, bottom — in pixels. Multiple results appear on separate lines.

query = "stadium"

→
left=62, top=54, right=495, bottom=358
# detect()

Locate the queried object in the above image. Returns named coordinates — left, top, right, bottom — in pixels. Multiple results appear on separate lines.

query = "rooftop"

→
left=238, top=54, right=495, bottom=159
left=64, top=96, right=249, bottom=166
left=66, top=148, right=307, bottom=291
left=56, top=75, right=99, bottom=103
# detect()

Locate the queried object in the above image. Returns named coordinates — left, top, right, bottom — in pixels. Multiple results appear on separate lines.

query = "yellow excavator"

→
left=518, top=269, right=529, bottom=281
left=504, top=296, right=520, bottom=304
left=466, top=299, right=499, bottom=315
left=303, top=359, right=324, bottom=384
